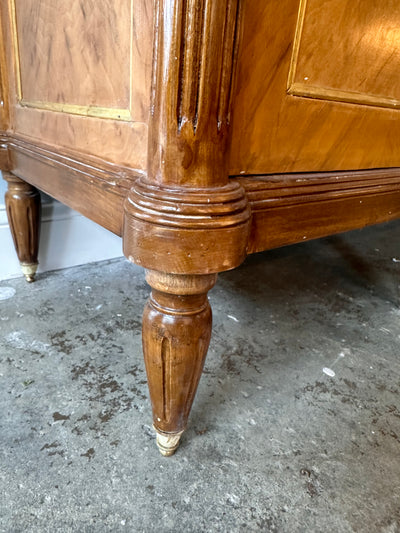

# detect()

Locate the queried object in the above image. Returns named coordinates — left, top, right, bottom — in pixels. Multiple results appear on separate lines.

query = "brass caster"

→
left=155, top=429, right=184, bottom=457
left=21, top=263, right=38, bottom=283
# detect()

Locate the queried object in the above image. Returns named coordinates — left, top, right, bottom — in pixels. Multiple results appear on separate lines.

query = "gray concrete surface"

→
left=1, top=222, right=400, bottom=532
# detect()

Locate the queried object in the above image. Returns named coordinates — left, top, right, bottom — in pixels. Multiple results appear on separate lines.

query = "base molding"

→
left=4, top=134, right=143, bottom=236
left=236, top=168, right=400, bottom=253
left=3, top=131, right=400, bottom=262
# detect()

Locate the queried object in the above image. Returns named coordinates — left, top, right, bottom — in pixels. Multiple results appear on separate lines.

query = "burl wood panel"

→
left=15, top=0, right=131, bottom=109
left=229, top=0, right=400, bottom=175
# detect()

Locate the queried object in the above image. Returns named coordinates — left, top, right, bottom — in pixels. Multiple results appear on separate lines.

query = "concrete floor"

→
left=1, top=222, right=400, bottom=532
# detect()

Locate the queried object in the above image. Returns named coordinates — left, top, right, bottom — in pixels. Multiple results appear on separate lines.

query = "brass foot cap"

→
left=155, top=430, right=184, bottom=457
left=21, top=263, right=38, bottom=283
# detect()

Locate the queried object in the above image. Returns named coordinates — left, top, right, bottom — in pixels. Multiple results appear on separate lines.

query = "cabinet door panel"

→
left=229, top=0, right=400, bottom=174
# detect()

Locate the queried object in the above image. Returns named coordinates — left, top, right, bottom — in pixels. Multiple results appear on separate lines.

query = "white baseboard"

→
left=0, top=198, right=123, bottom=281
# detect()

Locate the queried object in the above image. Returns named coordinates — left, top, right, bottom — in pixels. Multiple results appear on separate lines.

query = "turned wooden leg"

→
left=142, top=270, right=217, bottom=456
left=123, top=0, right=250, bottom=455
left=4, top=172, right=41, bottom=282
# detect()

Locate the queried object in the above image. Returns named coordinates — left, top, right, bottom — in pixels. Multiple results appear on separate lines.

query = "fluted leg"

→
left=4, top=172, right=41, bottom=282
left=142, top=270, right=217, bottom=456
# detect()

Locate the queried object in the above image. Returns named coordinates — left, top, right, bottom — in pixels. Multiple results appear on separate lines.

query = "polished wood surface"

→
left=124, top=180, right=250, bottom=274
left=143, top=270, right=216, bottom=455
left=16, top=0, right=131, bottom=110
left=237, top=169, right=400, bottom=253
left=2, top=0, right=400, bottom=455
left=0, top=9, right=9, bottom=134
left=147, top=0, right=239, bottom=187
left=124, top=0, right=250, bottom=453
left=1, top=0, right=153, bottom=169
left=8, top=135, right=140, bottom=236
left=289, top=0, right=400, bottom=107
left=124, top=0, right=250, bottom=275
left=4, top=172, right=41, bottom=281
left=229, top=0, right=400, bottom=174
left=0, top=10, right=10, bottom=169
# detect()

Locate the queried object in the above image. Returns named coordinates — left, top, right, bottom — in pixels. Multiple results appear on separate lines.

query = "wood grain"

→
left=12, top=109, right=148, bottom=169
left=6, top=129, right=400, bottom=258
left=236, top=169, right=400, bottom=252
left=0, top=134, right=9, bottom=170
left=143, top=270, right=216, bottom=452
left=124, top=0, right=250, bottom=275
left=0, top=8, right=9, bottom=135
left=147, top=0, right=241, bottom=187
left=4, top=171, right=41, bottom=280
left=8, top=135, right=141, bottom=236
left=290, top=0, right=400, bottom=105
left=125, top=0, right=250, bottom=454
left=2, top=0, right=400, bottom=456
left=1, top=0, right=152, bottom=170
left=124, top=179, right=250, bottom=274
left=229, top=0, right=400, bottom=174
left=15, top=0, right=131, bottom=109
left=130, top=0, right=153, bottom=123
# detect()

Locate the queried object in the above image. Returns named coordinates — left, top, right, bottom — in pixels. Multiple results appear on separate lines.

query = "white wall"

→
left=0, top=175, right=123, bottom=281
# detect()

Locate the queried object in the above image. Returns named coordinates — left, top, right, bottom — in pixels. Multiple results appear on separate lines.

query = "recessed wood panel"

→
left=229, top=0, right=400, bottom=175
left=13, top=0, right=132, bottom=116
left=289, top=0, right=400, bottom=108
left=1, top=0, right=153, bottom=170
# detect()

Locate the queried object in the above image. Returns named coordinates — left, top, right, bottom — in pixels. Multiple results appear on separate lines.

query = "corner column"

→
left=123, top=0, right=250, bottom=455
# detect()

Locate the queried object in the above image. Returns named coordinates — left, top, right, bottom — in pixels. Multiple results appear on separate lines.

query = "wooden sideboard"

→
left=2, top=0, right=400, bottom=456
